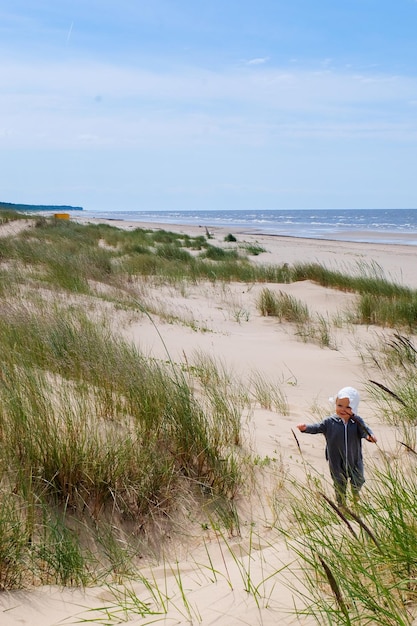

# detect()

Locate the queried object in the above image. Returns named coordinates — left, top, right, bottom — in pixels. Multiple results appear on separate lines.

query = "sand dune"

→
left=1, top=217, right=414, bottom=625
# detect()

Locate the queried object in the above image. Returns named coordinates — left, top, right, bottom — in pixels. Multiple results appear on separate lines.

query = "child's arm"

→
left=297, top=421, right=326, bottom=434
left=355, top=415, right=377, bottom=443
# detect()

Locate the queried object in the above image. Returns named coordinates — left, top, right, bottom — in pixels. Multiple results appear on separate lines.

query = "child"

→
left=297, top=386, right=377, bottom=507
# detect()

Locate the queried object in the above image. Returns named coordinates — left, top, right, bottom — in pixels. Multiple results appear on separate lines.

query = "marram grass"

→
left=0, top=300, right=250, bottom=587
left=3, top=216, right=417, bottom=333
left=2, top=215, right=417, bottom=625
left=281, top=338, right=417, bottom=626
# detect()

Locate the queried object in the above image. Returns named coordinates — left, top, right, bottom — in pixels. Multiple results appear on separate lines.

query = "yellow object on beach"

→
left=54, top=213, right=70, bottom=220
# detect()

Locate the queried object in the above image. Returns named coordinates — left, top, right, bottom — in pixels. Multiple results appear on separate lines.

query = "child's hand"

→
left=367, top=434, right=377, bottom=443
left=297, top=424, right=307, bottom=432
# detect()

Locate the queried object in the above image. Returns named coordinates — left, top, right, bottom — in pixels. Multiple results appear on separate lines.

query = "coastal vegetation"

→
left=285, top=334, right=417, bottom=626
left=0, top=201, right=83, bottom=212
left=1, top=211, right=417, bottom=624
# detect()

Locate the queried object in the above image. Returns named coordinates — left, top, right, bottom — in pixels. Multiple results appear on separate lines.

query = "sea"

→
left=69, top=208, right=417, bottom=246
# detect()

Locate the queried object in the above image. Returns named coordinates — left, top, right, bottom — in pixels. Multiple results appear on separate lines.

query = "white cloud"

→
left=2, top=59, right=416, bottom=106
left=1, top=58, right=417, bottom=150
left=247, top=57, right=270, bottom=66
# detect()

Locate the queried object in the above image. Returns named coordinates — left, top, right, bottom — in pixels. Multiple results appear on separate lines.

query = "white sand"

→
left=1, top=217, right=415, bottom=625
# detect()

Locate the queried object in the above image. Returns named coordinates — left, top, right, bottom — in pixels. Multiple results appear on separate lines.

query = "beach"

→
left=2, top=216, right=416, bottom=625
left=76, top=216, right=417, bottom=288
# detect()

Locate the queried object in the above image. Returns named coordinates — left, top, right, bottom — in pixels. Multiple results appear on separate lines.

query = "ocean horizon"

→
left=70, top=208, right=417, bottom=246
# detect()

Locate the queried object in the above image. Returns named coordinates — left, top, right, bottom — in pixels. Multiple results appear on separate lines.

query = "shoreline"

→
left=74, top=215, right=417, bottom=246
left=74, top=216, right=417, bottom=288
left=241, top=229, right=417, bottom=246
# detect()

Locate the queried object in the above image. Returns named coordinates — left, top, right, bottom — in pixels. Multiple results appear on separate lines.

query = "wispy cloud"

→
left=247, top=57, right=270, bottom=66
left=66, top=21, right=74, bottom=45
left=1, top=1, right=417, bottom=211
left=1, top=57, right=417, bottom=150
left=2, top=59, right=416, bottom=103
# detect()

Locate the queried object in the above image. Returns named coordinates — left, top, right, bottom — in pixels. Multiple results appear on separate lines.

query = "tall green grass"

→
left=249, top=370, right=290, bottom=415
left=0, top=300, right=250, bottom=586
left=281, top=331, right=417, bottom=624
left=0, top=218, right=292, bottom=288
left=256, top=288, right=337, bottom=348
left=3, top=216, right=417, bottom=604
left=4, top=219, right=417, bottom=333
left=0, top=209, right=31, bottom=223
left=0, top=303, right=246, bottom=503
left=257, top=288, right=310, bottom=323
left=293, top=261, right=417, bottom=330
left=361, top=333, right=417, bottom=449
left=281, top=456, right=417, bottom=625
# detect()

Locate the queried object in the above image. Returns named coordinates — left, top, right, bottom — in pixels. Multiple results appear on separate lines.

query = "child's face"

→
left=335, top=397, right=353, bottom=420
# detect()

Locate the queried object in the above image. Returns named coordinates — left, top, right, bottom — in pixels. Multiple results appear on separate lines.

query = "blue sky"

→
left=1, top=1, right=417, bottom=212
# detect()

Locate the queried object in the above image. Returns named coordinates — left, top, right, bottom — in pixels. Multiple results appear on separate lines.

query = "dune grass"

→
left=2, top=213, right=417, bottom=621
left=292, top=261, right=417, bottom=330
left=249, top=370, right=290, bottom=415
left=3, top=214, right=417, bottom=333
left=0, top=209, right=30, bottom=223
left=281, top=331, right=417, bottom=624
left=280, top=453, right=417, bottom=625
left=362, top=333, right=417, bottom=448
left=256, top=288, right=338, bottom=349
left=0, top=298, right=251, bottom=586
left=256, top=288, right=310, bottom=323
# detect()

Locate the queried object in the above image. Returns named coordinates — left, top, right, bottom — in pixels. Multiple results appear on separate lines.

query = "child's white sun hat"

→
left=336, top=386, right=360, bottom=415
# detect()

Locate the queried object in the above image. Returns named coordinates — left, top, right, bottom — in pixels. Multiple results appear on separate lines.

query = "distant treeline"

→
left=0, top=201, right=83, bottom=212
